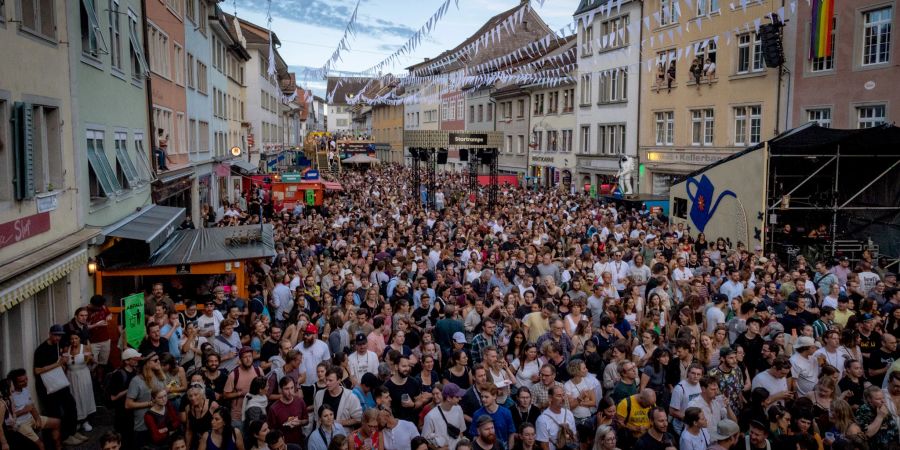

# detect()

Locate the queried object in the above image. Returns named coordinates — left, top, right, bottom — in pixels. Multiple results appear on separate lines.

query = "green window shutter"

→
left=12, top=102, right=35, bottom=200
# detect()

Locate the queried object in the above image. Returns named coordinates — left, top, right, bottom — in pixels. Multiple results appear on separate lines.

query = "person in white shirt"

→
left=751, top=356, right=793, bottom=407
left=271, top=275, right=293, bottom=322
left=378, top=404, right=420, bottom=450
left=672, top=257, right=694, bottom=289
left=670, top=364, right=704, bottom=435
left=196, top=300, right=225, bottom=338
left=814, top=329, right=846, bottom=377
left=422, top=383, right=466, bottom=450
left=535, top=385, right=577, bottom=450
left=687, top=375, right=736, bottom=438
left=790, top=336, right=821, bottom=396
left=609, top=251, right=630, bottom=293
left=679, top=407, right=711, bottom=450
left=348, top=333, right=379, bottom=384
left=294, top=324, right=331, bottom=393
left=705, top=294, right=728, bottom=334
left=592, top=254, right=612, bottom=281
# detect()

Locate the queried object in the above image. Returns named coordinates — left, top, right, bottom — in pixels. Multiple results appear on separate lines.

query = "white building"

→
left=573, top=0, right=641, bottom=191
left=238, top=18, right=285, bottom=167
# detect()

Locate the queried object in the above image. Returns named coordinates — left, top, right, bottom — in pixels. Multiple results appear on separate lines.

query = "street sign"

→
left=281, top=173, right=302, bottom=182
left=304, top=170, right=320, bottom=180
left=123, top=293, right=145, bottom=349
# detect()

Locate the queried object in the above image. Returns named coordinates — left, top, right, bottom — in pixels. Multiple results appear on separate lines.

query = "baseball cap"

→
left=719, top=347, right=736, bottom=358
left=355, top=333, right=367, bottom=345
left=476, top=414, right=494, bottom=428
left=239, top=346, right=254, bottom=356
left=50, top=324, right=66, bottom=335
left=711, top=419, right=740, bottom=441
left=712, top=293, right=728, bottom=304
left=122, top=348, right=142, bottom=360
left=442, top=382, right=465, bottom=399
left=305, top=323, right=319, bottom=335
left=862, top=313, right=876, bottom=322
left=452, top=332, right=467, bottom=344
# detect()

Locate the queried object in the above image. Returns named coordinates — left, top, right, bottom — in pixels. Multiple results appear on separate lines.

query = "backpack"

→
left=102, top=368, right=128, bottom=408
left=616, top=395, right=637, bottom=448
left=232, top=365, right=263, bottom=386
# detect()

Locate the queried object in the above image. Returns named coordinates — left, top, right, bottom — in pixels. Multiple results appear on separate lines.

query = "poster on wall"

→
left=123, top=293, right=146, bottom=349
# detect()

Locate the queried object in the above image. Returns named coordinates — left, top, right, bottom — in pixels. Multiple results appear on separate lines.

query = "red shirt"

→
left=267, top=397, right=308, bottom=444
left=87, top=304, right=111, bottom=342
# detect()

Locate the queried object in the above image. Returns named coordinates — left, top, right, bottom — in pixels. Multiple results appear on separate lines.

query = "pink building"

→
left=791, top=1, right=898, bottom=129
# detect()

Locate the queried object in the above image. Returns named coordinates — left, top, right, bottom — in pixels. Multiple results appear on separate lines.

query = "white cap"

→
left=122, top=348, right=142, bottom=360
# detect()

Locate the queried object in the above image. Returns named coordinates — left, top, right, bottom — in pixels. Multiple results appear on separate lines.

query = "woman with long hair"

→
left=127, top=352, right=168, bottom=444
left=808, top=376, right=839, bottom=433
left=511, top=422, right=539, bottom=450
left=640, top=347, right=672, bottom=410
left=160, top=353, right=188, bottom=406
left=416, top=355, right=440, bottom=394
left=197, top=406, right=244, bottom=450
left=829, top=398, right=863, bottom=445
left=442, top=350, right=473, bottom=390
left=348, top=409, right=383, bottom=450
left=593, top=424, right=620, bottom=450
left=839, top=329, right=864, bottom=364
left=740, top=387, right=770, bottom=432
left=182, top=383, right=219, bottom=450
left=564, top=300, right=586, bottom=336
left=245, top=420, right=269, bottom=450
left=505, top=330, right=528, bottom=365
left=570, top=320, right=593, bottom=357
left=767, top=404, right=792, bottom=439
left=632, top=330, right=659, bottom=367
left=65, top=332, right=97, bottom=433
left=696, top=332, right=716, bottom=369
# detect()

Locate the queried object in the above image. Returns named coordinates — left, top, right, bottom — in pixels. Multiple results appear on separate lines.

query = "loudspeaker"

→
left=481, top=148, right=497, bottom=163
left=759, top=23, right=784, bottom=68
left=408, top=148, right=419, bottom=159
left=459, top=148, right=469, bottom=162
left=437, top=148, right=448, bottom=164
left=420, top=148, right=430, bottom=161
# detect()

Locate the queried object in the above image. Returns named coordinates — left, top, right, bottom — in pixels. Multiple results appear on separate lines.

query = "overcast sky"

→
left=234, top=0, right=582, bottom=97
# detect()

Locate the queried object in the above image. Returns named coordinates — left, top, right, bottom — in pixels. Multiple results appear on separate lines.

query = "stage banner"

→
left=123, top=293, right=146, bottom=349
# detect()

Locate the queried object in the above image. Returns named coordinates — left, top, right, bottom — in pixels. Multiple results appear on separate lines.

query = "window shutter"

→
left=12, top=102, right=35, bottom=200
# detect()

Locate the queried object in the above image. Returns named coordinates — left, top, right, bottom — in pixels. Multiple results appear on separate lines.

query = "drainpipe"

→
left=141, top=0, right=157, bottom=175
left=635, top=0, right=644, bottom=193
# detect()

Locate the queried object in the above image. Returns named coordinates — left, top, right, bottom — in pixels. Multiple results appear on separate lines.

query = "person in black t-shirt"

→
left=867, top=333, right=899, bottom=387
left=138, top=322, right=169, bottom=357
left=32, top=324, right=80, bottom=444
left=858, top=314, right=881, bottom=361
left=384, top=355, right=427, bottom=424
left=778, top=302, right=807, bottom=336
left=838, top=359, right=867, bottom=408
left=635, top=407, right=676, bottom=450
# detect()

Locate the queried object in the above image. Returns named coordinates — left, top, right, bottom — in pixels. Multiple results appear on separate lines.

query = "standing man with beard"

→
left=223, top=347, right=263, bottom=428
left=472, top=415, right=502, bottom=450
left=535, top=385, right=576, bottom=450
left=295, top=323, right=330, bottom=406
left=385, top=355, right=429, bottom=424
left=378, top=405, right=420, bottom=450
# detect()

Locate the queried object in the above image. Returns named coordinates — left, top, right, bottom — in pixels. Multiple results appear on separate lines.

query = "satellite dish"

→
left=230, top=146, right=242, bottom=156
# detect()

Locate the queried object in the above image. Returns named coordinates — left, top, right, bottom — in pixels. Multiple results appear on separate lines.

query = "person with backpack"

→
left=616, top=389, right=657, bottom=449
left=223, top=347, right=263, bottom=429
left=535, top=385, right=576, bottom=450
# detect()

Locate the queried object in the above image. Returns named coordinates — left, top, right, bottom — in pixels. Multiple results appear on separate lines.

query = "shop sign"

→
left=176, top=264, right=191, bottom=274
left=644, top=150, right=728, bottom=165
left=281, top=173, right=303, bottom=182
left=0, top=212, right=51, bottom=250
left=532, top=156, right=555, bottom=163
left=303, top=170, right=320, bottom=180
left=449, top=133, right=488, bottom=145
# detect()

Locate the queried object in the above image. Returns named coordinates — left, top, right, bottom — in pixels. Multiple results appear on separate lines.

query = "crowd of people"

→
left=2, top=164, right=900, bottom=450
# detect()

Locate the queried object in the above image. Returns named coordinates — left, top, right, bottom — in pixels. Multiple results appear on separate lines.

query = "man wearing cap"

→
left=707, top=419, right=740, bottom=450
left=349, top=333, right=379, bottom=384
left=106, top=348, right=142, bottom=445
left=212, top=319, right=242, bottom=372
left=224, top=346, right=263, bottom=427
left=735, top=420, right=772, bottom=450
left=858, top=313, right=882, bottom=360
left=32, top=324, right=81, bottom=445
left=295, top=323, right=330, bottom=405
left=423, top=383, right=466, bottom=450
left=196, top=299, right=225, bottom=338
left=470, top=415, right=502, bottom=450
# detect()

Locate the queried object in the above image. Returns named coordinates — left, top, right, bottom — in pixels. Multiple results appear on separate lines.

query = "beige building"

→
left=639, top=0, right=788, bottom=194
left=0, top=0, right=95, bottom=376
left=372, top=103, right=405, bottom=164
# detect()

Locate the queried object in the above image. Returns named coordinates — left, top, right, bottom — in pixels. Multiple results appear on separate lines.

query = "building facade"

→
left=372, top=104, right=405, bottom=163
left=493, top=84, right=532, bottom=175
left=790, top=0, right=896, bottom=130
left=574, top=0, right=642, bottom=192
left=638, top=0, right=787, bottom=195
left=239, top=19, right=284, bottom=167
left=0, top=0, right=94, bottom=379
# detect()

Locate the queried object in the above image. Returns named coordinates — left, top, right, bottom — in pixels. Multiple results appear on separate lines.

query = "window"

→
left=477, top=104, right=484, bottom=122
left=580, top=74, right=592, bottom=105
left=655, top=49, right=677, bottom=88
left=487, top=103, right=493, bottom=121
left=734, top=105, right=761, bottom=145
left=186, top=0, right=195, bottom=23
left=174, top=112, right=185, bottom=154
left=148, top=23, right=170, bottom=78
left=133, top=132, right=153, bottom=181
left=863, top=7, right=892, bottom=65
left=811, top=18, right=836, bottom=72
left=86, top=130, right=121, bottom=199
left=598, top=68, right=628, bottom=103
left=533, top=94, right=544, bottom=115
left=693, top=39, right=717, bottom=80
left=127, top=12, right=149, bottom=81
left=506, top=135, right=513, bottom=153
left=81, top=0, right=105, bottom=56
left=517, top=135, right=525, bottom=154
left=806, top=108, right=832, bottom=128
left=196, top=61, right=208, bottom=94
left=0, top=101, right=9, bottom=202
left=185, top=53, right=194, bottom=88
left=691, top=109, right=715, bottom=146
left=597, top=124, right=625, bottom=155
left=166, top=0, right=183, bottom=18
left=532, top=130, right=543, bottom=150
left=857, top=105, right=886, bottom=128
left=696, top=0, right=719, bottom=16
left=469, top=105, right=475, bottom=123
left=561, top=130, right=572, bottom=152
left=581, top=25, right=593, bottom=56
left=580, top=125, right=591, bottom=153
left=456, top=99, right=464, bottom=119
left=655, top=111, right=674, bottom=145
left=547, top=130, right=558, bottom=151
left=173, top=43, right=184, bottom=86
left=447, top=100, right=456, bottom=121
left=198, top=121, right=209, bottom=153
left=109, top=0, right=122, bottom=70
left=600, top=15, right=630, bottom=49
left=114, top=132, right=139, bottom=189
left=660, top=0, right=679, bottom=26
left=547, top=92, right=558, bottom=114
left=737, top=33, right=764, bottom=73
left=563, top=89, right=574, bottom=112
left=22, top=0, right=56, bottom=40
left=441, top=102, right=448, bottom=121
left=517, top=99, right=525, bottom=118
left=197, top=0, right=207, bottom=35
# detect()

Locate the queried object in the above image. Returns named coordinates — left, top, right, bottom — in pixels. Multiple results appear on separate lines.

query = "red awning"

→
left=323, top=181, right=343, bottom=191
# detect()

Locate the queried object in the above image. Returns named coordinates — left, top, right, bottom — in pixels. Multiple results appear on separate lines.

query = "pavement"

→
left=65, top=405, right=115, bottom=450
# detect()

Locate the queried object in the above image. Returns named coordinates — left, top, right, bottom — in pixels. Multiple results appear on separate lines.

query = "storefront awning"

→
left=229, top=159, right=257, bottom=173
left=104, top=224, right=276, bottom=270
left=323, top=181, right=343, bottom=191
left=0, top=249, right=87, bottom=313
left=104, top=205, right=185, bottom=255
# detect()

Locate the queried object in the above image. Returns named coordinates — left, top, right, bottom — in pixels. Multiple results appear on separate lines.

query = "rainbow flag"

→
left=810, top=0, right=835, bottom=59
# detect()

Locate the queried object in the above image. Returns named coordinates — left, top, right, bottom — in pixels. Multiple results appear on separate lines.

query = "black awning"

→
left=104, top=205, right=185, bottom=254
left=229, top=159, right=257, bottom=172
